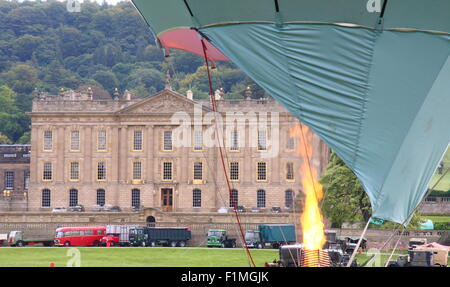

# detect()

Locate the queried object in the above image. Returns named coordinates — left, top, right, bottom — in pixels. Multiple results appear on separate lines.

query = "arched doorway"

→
left=146, top=216, right=156, bottom=227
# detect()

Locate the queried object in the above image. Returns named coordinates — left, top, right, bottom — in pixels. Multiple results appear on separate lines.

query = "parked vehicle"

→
left=68, top=205, right=85, bottom=212
left=54, top=226, right=106, bottom=247
left=52, top=207, right=67, bottom=213
left=0, top=233, right=7, bottom=246
left=338, top=236, right=367, bottom=254
left=110, top=206, right=121, bottom=212
left=270, top=206, right=282, bottom=213
left=7, top=231, right=54, bottom=247
left=236, top=205, right=246, bottom=213
left=129, top=227, right=191, bottom=247
left=207, top=229, right=236, bottom=248
left=217, top=207, right=228, bottom=213
left=245, top=224, right=296, bottom=249
left=388, top=248, right=448, bottom=267
left=101, top=225, right=139, bottom=246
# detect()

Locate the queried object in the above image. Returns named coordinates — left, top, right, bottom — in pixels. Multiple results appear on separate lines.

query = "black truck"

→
left=129, top=227, right=191, bottom=247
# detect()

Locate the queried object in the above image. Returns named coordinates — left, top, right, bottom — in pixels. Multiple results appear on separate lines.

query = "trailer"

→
left=129, top=227, right=191, bottom=247
left=245, top=224, right=296, bottom=249
left=7, top=231, right=54, bottom=247
left=101, top=225, right=139, bottom=247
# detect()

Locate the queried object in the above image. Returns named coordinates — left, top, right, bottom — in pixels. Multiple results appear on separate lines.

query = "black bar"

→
left=183, top=0, right=194, bottom=17
left=274, top=0, right=280, bottom=12
left=380, top=0, right=388, bottom=18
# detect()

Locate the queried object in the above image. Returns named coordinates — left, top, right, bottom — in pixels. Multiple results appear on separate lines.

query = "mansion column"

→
left=56, top=126, right=65, bottom=183
left=118, top=125, right=128, bottom=183
left=84, top=125, right=93, bottom=183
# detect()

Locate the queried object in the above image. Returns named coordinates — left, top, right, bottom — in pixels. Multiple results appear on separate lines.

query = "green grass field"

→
left=0, top=247, right=279, bottom=267
left=429, top=148, right=450, bottom=191
left=0, top=247, right=446, bottom=267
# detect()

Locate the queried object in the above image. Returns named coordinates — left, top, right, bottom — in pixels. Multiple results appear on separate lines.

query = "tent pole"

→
left=346, top=218, right=371, bottom=267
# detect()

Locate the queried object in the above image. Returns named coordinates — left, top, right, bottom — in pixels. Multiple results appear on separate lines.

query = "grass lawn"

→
left=423, top=216, right=450, bottom=223
left=429, top=148, right=450, bottom=191
left=0, top=247, right=279, bottom=267
left=0, top=247, right=446, bottom=267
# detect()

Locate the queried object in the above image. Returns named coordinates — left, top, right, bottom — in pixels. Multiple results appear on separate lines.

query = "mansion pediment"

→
left=118, top=89, right=210, bottom=115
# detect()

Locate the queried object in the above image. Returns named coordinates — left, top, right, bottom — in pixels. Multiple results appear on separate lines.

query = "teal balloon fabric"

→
left=201, top=24, right=450, bottom=224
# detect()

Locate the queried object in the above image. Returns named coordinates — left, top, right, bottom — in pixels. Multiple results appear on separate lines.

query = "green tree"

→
left=93, top=44, right=123, bottom=67
left=0, top=133, right=12, bottom=144
left=92, top=70, right=119, bottom=94
left=16, top=131, right=30, bottom=144
left=11, top=34, right=43, bottom=61
left=3, top=64, right=38, bottom=95
left=320, top=153, right=372, bottom=227
left=125, top=68, right=164, bottom=93
left=0, top=85, right=18, bottom=113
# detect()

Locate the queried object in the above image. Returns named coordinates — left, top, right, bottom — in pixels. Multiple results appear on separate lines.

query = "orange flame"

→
left=290, top=123, right=326, bottom=262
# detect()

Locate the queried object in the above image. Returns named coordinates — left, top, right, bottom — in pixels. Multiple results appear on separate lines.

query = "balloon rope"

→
left=347, top=217, right=371, bottom=267
left=384, top=225, right=405, bottom=267
left=200, top=38, right=256, bottom=267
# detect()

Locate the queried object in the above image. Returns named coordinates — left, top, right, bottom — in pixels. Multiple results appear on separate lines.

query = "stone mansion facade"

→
left=28, top=87, right=330, bottom=212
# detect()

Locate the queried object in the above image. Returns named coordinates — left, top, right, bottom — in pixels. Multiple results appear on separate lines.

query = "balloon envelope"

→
left=132, top=0, right=450, bottom=224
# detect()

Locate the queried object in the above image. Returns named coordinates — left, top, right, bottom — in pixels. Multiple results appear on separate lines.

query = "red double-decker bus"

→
left=54, top=226, right=106, bottom=247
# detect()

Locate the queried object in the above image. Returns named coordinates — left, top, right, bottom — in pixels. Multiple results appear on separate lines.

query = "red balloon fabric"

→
left=158, top=28, right=229, bottom=61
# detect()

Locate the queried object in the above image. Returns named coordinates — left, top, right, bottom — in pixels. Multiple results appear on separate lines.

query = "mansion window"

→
left=163, top=162, right=173, bottom=181
left=97, top=162, right=106, bottom=181
left=70, top=130, right=80, bottom=151
left=24, top=171, right=30, bottom=190
left=131, top=189, right=140, bottom=207
left=43, top=130, right=53, bottom=151
left=97, top=189, right=106, bottom=206
left=193, top=162, right=203, bottom=182
left=133, top=161, right=142, bottom=180
left=192, top=189, right=202, bottom=207
left=257, top=162, right=267, bottom=181
left=43, top=162, right=52, bottom=181
left=163, top=130, right=173, bottom=151
left=285, top=190, right=294, bottom=208
left=230, top=130, right=239, bottom=151
left=70, top=162, right=80, bottom=181
left=69, top=189, right=78, bottom=207
left=133, top=130, right=143, bottom=151
left=229, top=162, right=239, bottom=181
left=41, top=189, right=51, bottom=207
left=286, top=132, right=295, bottom=151
left=229, top=189, right=238, bottom=208
left=194, top=130, right=202, bottom=151
left=97, top=130, right=107, bottom=151
left=4, top=171, right=14, bottom=190
left=258, top=130, right=267, bottom=151
left=286, top=162, right=294, bottom=181
left=257, top=189, right=266, bottom=208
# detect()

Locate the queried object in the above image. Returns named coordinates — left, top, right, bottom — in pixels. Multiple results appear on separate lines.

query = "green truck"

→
left=206, top=229, right=236, bottom=248
left=245, top=224, right=296, bottom=249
